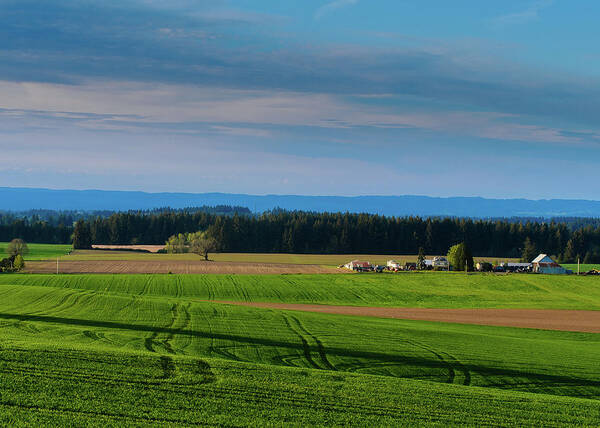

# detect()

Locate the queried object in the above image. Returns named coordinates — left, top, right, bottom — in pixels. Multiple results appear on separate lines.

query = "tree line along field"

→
left=0, top=275, right=599, bottom=425
left=11, top=209, right=600, bottom=264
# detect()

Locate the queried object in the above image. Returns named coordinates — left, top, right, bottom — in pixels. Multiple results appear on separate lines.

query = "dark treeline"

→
left=0, top=219, right=72, bottom=244
left=12, top=210, right=600, bottom=263
left=0, top=206, right=251, bottom=227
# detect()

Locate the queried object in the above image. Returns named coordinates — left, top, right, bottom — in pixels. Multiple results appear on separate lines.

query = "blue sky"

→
left=1, top=0, right=599, bottom=198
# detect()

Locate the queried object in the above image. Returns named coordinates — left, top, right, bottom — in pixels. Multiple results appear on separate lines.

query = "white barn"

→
left=531, top=254, right=566, bottom=274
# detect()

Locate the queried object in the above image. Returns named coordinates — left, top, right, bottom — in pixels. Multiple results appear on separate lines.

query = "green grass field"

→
left=1, top=273, right=599, bottom=425
left=0, top=242, right=72, bottom=261
left=3, top=345, right=598, bottom=426
left=4, top=272, right=600, bottom=309
left=563, top=264, right=600, bottom=272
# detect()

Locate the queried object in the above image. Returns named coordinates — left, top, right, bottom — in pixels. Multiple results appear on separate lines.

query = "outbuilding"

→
left=503, top=262, right=532, bottom=272
left=531, top=254, right=566, bottom=274
left=432, top=256, right=450, bottom=270
left=387, top=260, right=401, bottom=270
left=344, top=260, right=372, bottom=271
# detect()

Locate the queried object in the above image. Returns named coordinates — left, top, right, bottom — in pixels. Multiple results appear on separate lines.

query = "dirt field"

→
left=64, top=250, right=520, bottom=266
left=25, top=260, right=339, bottom=274
left=213, top=302, right=600, bottom=333
left=92, top=244, right=165, bottom=253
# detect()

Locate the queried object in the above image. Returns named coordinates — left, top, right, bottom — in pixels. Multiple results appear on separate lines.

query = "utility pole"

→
left=577, top=257, right=580, bottom=275
left=56, top=258, right=59, bottom=275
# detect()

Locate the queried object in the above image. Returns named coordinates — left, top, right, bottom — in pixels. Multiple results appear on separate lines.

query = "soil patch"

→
left=92, top=245, right=165, bottom=253
left=212, top=302, right=600, bottom=333
left=25, top=260, right=338, bottom=275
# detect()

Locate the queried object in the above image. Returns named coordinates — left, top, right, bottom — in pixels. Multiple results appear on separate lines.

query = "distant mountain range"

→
left=2, top=187, right=600, bottom=218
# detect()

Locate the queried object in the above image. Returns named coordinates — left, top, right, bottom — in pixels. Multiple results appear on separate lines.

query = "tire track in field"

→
left=175, top=276, right=183, bottom=298
left=205, top=277, right=214, bottom=302
left=31, top=291, right=75, bottom=314
left=145, top=302, right=195, bottom=378
left=281, top=313, right=322, bottom=370
left=289, top=315, right=336, bottom=371
left=0, top=364, right=419, bottom=421
left=0, top=402, right=220, bottom=427
left=195, top=359, right=217, bottom=384
left=437, top=350, right=471, bottom=386
left=139, top=276, right=153, bottom=296
left=403, top=338, right=471, bottom=385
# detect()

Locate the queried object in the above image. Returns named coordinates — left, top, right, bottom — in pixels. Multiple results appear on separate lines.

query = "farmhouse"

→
left=344, top=260, right=372, bottom=271
left=531, top=254, right=567, bottom=274
left=387, top=260, right=401, bottom=270
left=432, top=256, right=449, bottom=270
left=423, top=256, right=450, bottom=270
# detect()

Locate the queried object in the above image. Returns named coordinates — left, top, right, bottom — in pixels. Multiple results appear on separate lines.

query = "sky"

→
left=1, top=0, right=600, bottom=199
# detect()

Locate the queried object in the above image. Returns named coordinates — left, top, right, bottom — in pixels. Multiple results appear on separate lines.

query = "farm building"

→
left=424, top=256, right=449, bottom=270
left=344, top=260, right=372, bottom=271
left=531, top=254, right=567, bottom=274
left=476, top=262, right=492, bottom=272
left=432, top=256, right=449, bottom=270
left=387, top=260, right=401, bottom=270
left=503, top=262, right=532, bottom=272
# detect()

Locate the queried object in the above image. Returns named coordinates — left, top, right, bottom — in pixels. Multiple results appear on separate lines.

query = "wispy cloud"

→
left=493, top=0, right=553, bottom=27
left=2, top=81, right=599, bottom=147
left=314, top=0, right=358, bottom=20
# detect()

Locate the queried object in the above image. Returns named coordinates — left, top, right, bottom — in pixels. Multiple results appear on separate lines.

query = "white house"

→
left=424, top=256, right=449, bottom=269
left=432, top=256, right=449, bottom=270
left=387, top=260, right=401, bottom=270
left=531, top=254, right=566, bottom=274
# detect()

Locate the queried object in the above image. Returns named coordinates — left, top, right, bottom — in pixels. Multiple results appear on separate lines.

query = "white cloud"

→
left=314, top=0, right=358, bottom=20
left=493, top=0, right=553, bottom=27
left=0, top=80, right=594, bottom=145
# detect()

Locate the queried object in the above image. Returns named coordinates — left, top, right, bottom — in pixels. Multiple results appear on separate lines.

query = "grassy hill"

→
left=1, top=273, right=599, bottom=425
left=4, top=272, right=600, bottom=309
left=2, top=345, right=599, bottom=426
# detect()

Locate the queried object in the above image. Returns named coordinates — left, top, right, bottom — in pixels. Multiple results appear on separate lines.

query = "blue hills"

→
left=2, top=187, right=600, bottom=218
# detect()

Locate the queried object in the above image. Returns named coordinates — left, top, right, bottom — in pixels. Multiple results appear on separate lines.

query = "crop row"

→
left=4, top=272, right=600, bottom=309
left=1, top=283, right=599, bottom=401
left=1, top=345, right=599, bottom=426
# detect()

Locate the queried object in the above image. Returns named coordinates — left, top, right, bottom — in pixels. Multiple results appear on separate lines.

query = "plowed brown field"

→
left=25, top=260, right=338, bottom=274
left=92, top=244, right=165, bottom=252
left=213, top=301, right=600, bottom=333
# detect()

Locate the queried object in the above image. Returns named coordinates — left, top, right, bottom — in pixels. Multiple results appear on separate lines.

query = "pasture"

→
left=3, top=345, right=598, bottom=426
left=1, top=270, right=599, bottom=424
left=5, top=273, right=600, bottom=309
left=0, top=242, right=72, bottom=261
left=563, top=263, right=600, bottom=272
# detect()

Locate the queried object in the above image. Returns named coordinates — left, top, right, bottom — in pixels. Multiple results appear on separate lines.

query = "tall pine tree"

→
left=72, top=220, right=92, bottom=249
